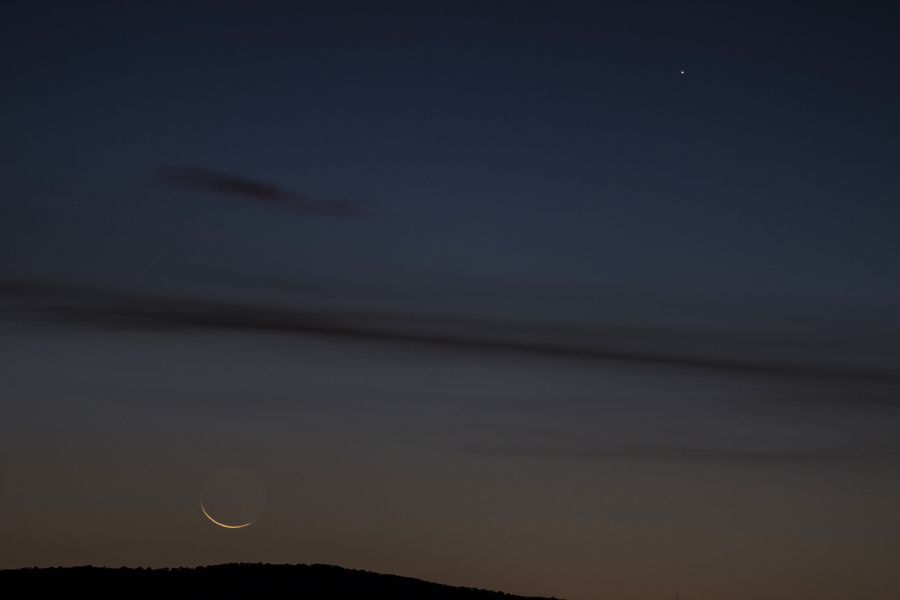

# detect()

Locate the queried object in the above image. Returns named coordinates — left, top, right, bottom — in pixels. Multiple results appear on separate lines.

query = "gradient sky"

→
left=2, top=2, right=900, bottom=599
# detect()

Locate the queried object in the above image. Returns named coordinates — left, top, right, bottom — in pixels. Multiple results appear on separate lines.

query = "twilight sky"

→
left=2, top=2, right=900, bottom=598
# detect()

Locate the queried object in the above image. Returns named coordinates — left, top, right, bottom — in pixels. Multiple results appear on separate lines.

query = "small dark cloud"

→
left=157, top=166, right=362, bottom=217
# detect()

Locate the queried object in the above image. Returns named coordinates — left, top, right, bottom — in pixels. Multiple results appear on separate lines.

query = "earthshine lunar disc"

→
left=200, top=466, right=266, bottom=529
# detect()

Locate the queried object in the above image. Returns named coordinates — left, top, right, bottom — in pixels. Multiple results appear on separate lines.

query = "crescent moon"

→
left=200, top=502, right=257, bottom=529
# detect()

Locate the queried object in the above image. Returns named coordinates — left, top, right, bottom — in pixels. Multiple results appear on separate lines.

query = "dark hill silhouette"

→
left=0, top=563, right=561, bottom=598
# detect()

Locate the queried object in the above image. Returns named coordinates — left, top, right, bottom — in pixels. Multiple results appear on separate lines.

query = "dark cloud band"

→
left=3, top=279, right=899, bottom=390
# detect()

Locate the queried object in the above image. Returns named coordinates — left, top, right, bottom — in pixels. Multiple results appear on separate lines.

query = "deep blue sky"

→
left=4, top=1, right=899, bottom=320
left=3, top=3, right=900, bottom=599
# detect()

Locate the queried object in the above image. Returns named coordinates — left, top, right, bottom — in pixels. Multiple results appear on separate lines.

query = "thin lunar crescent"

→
left=200, top=502, right=257, bottom=529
